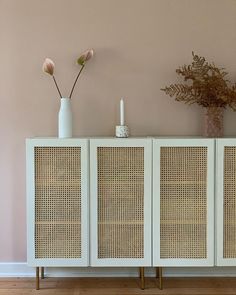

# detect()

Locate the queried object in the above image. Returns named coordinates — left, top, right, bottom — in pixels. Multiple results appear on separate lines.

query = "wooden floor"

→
left=1, top=277, right=236, bottom=295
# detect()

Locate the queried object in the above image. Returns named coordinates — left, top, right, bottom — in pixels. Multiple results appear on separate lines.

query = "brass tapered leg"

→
left=156, top=267, right=159, bottom=279
left=41, top=267, right=44, bottom=279
left=36, top=267, right=39, bottom=290
left=156, top=267, right=163, bottom=290
left=139, top=267, right=141, bottom=278
left=140, top=267, right=145, bottom=290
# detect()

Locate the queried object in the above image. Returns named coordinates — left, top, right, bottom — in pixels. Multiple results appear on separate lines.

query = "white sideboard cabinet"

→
left=26, top=138, right=89, bottom=267
left=153, top=138, right=215, bottom=267
left=27, top=137, right=236, bottom=290
left=90, top=138, right=152, bottom=266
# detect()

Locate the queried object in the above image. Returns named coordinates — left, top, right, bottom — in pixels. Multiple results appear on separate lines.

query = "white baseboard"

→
left=1, top=263, right=236, bottom=277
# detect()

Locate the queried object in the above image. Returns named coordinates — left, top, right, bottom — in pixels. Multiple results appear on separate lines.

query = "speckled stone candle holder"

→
left=116, top=125, right=129, bottom=138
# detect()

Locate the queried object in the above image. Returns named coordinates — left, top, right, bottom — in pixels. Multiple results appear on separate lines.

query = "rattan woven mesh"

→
left=223, top=147, right=236, bottom=258
left=97, top=147, right=144, bottom=258
left=34, top=147, right=81, bottom=259
left=160, top=147, right=207, bottom=259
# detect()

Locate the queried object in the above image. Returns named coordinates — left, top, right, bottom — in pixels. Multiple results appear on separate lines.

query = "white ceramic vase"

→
left=58, top=98, right=72, bottom=138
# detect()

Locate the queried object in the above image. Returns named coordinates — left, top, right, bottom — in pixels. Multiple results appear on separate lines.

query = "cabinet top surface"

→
left=26, top=136, right=236, bottom=140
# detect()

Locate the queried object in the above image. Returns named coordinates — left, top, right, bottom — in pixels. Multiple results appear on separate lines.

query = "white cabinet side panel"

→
left=216, top=139, right=236, bottom=266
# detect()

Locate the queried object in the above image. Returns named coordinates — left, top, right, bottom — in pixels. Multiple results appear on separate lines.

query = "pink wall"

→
left=1, top=0, right=236, bottom=262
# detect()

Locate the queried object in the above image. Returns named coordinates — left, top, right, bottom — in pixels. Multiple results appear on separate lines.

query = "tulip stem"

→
left=69, top=65, right=85, bottom=99
left=53, top=75, right=62, bottom=98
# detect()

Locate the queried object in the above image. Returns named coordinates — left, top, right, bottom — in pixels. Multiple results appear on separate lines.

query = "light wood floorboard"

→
left=1, top=277, right=236, bottom=295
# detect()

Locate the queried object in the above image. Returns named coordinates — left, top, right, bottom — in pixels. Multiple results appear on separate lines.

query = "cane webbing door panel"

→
left=90, top=139, right=152, bottom=266
left=26, top=138, right=89, bottom=266
left=153, top=139, right=214, bottom=266
left=216, top=139, right=236, bottom=266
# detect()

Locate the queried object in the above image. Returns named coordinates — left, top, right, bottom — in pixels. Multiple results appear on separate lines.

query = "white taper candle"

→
left=120, top=98, right=124, bottom=125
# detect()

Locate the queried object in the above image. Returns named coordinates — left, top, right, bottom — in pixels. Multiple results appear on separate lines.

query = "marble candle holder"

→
left=116, top=125, right=129, bottom=138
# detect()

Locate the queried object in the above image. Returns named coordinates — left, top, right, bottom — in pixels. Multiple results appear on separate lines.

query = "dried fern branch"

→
left=161, top=52, right=236, bottom=109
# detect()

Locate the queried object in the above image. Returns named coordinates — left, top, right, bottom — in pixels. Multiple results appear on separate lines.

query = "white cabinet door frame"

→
left=216, top=138, right=236, bottom=266
left=90, top=138, right=152, bottom=266
left=26, top=138, right=89, bottom=266
left=153, top=138, right=215, bottom=267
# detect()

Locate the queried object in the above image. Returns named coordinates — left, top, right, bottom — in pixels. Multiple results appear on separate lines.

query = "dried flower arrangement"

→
left=161, top=52, right=236, bottom=110
left=42, top=49, right=94, bottom=99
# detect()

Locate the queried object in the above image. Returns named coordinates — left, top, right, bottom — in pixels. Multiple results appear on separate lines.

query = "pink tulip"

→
left=42, top=58, right=55, bottom=75
left=77, top=49, right=94, bottom=66
left=69, top=49, right=94, bottom=98
left=42, top=58, right=62, bottom=98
